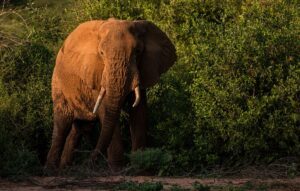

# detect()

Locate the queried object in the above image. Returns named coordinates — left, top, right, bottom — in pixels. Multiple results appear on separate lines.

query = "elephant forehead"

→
left=100, top=21, right=136, bottom=40
left=100, top=34, right=137, bottom=61
left=102, top=19, right=133, bottom=30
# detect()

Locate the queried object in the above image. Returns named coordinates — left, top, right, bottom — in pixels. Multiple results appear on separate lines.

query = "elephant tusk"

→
left=132, top=86, right=141, bottom=107
left=93, top=87, right=106, bottom=114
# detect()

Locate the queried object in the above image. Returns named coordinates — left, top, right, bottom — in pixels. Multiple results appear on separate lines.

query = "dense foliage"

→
left=0, top=0, right=299, bottom=176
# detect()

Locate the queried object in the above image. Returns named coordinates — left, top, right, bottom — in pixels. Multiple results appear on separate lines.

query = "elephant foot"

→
left=108, top=161, right=123, bottom=173
left=88, top=158, right=97, bottom=169
left=43, top=164, right=59, bottom=176
left=90, top=149, right=101, bottom=162
left=89, top=149, right=106, bottom=169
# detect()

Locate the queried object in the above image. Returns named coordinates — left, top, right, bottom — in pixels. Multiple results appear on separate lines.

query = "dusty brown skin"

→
left=45, top=19, right=176, bottom=170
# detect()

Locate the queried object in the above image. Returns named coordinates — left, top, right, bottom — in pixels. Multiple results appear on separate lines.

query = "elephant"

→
left=45, top=18, right=176, bottom=170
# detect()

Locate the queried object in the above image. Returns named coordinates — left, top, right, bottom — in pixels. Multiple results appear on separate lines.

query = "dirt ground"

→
left=0, top=176, right=299, bottom=191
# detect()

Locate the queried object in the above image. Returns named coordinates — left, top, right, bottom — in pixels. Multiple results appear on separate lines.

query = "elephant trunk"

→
left=93, top=85, right=140, bottom=155
left=96, top=95, right=121, bottom=154
left=91, top=57, right=141, bottom=158
left=91, top=88, right=122, bottom=160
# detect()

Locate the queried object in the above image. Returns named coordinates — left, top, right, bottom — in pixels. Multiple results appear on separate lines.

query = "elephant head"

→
left=92, top=19, right=176, bottom=109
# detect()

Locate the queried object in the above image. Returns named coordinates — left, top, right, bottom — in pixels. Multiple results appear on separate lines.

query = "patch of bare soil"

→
left=1, top=176, right=299, bottom=191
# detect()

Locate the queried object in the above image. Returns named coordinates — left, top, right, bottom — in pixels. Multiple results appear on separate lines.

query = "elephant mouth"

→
left=92, top=85, right=141, bottom=114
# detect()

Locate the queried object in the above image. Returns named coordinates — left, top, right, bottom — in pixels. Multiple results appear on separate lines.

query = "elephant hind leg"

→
left=59, top=121, right=96, bottom=168
left=59, top=123, right=81, bottom=168
left=45, top=111, right=73, bottom=170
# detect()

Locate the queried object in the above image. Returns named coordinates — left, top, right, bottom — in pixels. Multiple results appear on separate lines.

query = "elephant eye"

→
left=100, top=51, right=104, bottom=55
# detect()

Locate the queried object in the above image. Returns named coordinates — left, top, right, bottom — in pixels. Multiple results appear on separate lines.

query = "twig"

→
left=0, top=2, right=32, bottom=48
left=0, top=10, right=32, bottom=39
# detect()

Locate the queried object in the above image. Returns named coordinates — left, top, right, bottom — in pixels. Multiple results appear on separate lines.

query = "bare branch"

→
left=0, top=2, right=32, bottom=48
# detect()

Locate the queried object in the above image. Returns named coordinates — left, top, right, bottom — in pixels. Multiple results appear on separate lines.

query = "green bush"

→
left=0, top=43, right=54, bottom=176
left=189, top=0, right=300, bottom=164
left=0, top=81, right=41, bottom=176
left=193, top=182, right=210, bottom=191
left=170, top=185, right=190, bottom=191
left=0, top=5, right=63, bottom=175
left=129, top=148, right=172, bottom=175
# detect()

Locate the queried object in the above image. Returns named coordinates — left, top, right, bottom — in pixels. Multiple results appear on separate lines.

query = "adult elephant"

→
left=45, top=18, right=176, bottom=170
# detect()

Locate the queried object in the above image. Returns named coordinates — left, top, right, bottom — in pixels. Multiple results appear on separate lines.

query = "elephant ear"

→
left=134, top=21, right=177, bottom=88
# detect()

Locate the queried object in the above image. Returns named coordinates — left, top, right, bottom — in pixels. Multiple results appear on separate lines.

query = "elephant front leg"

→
left=129, top=89, right=147, bottom=151
left=90, top=105, right=120, bottom=163
left=107, top=124, right=124, bottom=171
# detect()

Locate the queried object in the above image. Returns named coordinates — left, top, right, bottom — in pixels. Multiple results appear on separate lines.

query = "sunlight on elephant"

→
left=45, top=18, right=176, bottom=171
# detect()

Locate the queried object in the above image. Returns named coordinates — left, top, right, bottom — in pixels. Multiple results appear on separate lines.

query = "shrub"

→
left=189, top=0, right=300, bottom=164
left=193, top=182, right=210, bottom=191
left=170, top=185, right=190, bottom=191
left=129, top=148, right=172, bottom=175
left=0, top=5, right=63, bottom=175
